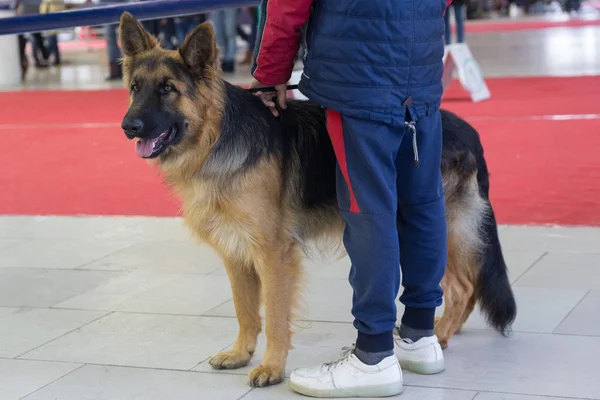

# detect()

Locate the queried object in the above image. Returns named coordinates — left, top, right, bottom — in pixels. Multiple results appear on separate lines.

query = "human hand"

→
left=250, top=78, right=288, bottom=117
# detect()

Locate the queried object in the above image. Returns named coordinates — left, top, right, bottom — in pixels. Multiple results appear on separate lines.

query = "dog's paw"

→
left=209, top=350, right=252, bottom=370
left=248, top=364, right=285, bottom=387
left=438, top=339, right=449, bottom=350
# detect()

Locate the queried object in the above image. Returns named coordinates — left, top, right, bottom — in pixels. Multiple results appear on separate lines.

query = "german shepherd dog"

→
left=118, top=12, right=516, bottom=388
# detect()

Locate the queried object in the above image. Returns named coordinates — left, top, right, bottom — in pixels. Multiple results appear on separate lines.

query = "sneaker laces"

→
left=322, top=344, right=355, bottom=372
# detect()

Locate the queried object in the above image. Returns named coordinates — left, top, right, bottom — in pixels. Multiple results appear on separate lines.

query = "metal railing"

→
left=0, top=0, right=259, bottom=35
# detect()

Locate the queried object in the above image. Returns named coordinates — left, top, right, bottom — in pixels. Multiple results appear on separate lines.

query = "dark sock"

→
left=397, top=324, right=434, bottom=342
left=354, top=347, right=394, bottom=366
left=354, top=330, right=394, bottom=365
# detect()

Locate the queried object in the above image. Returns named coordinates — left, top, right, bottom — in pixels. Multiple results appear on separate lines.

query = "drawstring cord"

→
left=404, top=121, right=419, bottom=167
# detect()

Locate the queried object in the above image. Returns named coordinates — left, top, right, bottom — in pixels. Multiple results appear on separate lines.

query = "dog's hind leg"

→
left=441, top=266, right=479, bottom=337
left=435, top=161, right=486, bottom=348
left=434, top=234, right=475, bottom=349
left=248, top=241, right=301, bottom=388
left=209, top=259, right=262, bottom=370
left=458, top=282, right=478, bottom=330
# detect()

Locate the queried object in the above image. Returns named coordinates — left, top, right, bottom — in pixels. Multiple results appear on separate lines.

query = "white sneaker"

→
left=393, top=333, right=445, bottom=375
left=288, top=346, right=403, bottom=398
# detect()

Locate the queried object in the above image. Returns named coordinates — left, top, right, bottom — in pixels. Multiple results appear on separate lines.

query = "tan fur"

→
left=435, top=170, right=489, bottom=349
left=119, top=11, right=491, bottom=388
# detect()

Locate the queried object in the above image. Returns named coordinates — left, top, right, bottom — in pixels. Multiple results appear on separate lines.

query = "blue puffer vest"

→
left=298, top=0, right=447, bottom=124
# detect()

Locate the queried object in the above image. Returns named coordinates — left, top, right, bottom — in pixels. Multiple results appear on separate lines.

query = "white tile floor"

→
left=1, top=216, right=599, bottom=400
left=3, top=11, right=600, bottom=400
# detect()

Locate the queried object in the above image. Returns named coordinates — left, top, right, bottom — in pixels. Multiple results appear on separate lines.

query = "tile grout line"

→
left=72, top=241, right=142, bottom=270
left=552, top=289, right=591, bottom=334
left=14, top=311, right=114, bottom=359
left=207, top=266, right=225, bottom=275
left=7, top=305, right=600, bottom=337
left=0, top=265, right=231, bottom=275
left=19, top=363, right=87, bottom=400
left=0, top=240, right=30, bottom=253
left=459, top=326, right=600, bottom=338
left=3, top=305, right=599, bottom=337
left=237, top=388, right=255, bottom=400
left=404, top=384, right=599, bottom=400
left=188, top=342, right=236, bottom=371
left=548, top=330, right=600, bottom=338
left=0, top=356, right=79, bottom=365
left=201, top=298, right=235, bottom=317
left=0, top=266, right=125, bottom=275
left=511, top=251, right=548, bottom=285
left=10, top=357, right=249, bottom=376
left=6, top=359, right=600, bottom=400
left=2, top=304, right=241, bottom=319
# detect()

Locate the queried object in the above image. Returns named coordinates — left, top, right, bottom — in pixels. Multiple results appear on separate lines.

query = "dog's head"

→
left=119, top=12, right=220, bottom=160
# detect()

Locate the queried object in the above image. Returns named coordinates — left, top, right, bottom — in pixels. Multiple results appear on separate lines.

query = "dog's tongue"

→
left=134, top=129, right=170, bottom=158
left=135, top=139, right=156, bottom=158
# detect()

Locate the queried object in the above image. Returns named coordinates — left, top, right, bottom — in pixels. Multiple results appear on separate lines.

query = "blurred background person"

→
left=104, top=23, right=121, bottom=80
left=103, top=0, right=129, bottom=81
left=15, top=0, right=50, bottom=68
left=445, top=0, right=466, bottom=44
left=157, top=18, right=176, bottom=50
left=39, top=0, right=65, bottom=66
left=238, top=7, right=258, bottom=65
left=174, top=13, right=207, bottom=47
left=210, top=8, right=238, bottom=73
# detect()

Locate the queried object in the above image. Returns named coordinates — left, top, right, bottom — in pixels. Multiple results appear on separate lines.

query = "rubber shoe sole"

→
left=289, top=379, right=403, bottom=398
left=398, top=358, right=445, bottom=375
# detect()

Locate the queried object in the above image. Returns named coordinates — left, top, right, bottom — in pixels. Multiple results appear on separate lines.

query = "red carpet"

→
left=1, top=76, right=599, bottom=226
left=459, top=17, right=600, bottom=34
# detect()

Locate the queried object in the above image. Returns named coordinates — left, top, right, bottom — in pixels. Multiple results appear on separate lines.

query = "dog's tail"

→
left=476, top=162, right=517, bottom=335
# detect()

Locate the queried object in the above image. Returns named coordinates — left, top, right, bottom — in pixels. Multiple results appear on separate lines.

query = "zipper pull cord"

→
left=404, top=121, right=419, bottom=167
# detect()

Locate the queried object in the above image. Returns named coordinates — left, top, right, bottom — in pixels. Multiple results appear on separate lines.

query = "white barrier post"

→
left=289, top=69, right=307, bottom=100
left=443, top=43, right=491, bottom=102
left=0, top=10, right=23, bottom=87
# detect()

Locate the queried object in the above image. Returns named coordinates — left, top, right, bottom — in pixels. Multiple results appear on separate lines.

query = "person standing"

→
left=238, top=7, right=258, bottom=65
left=39, top=0, right=64, bottom=65
left=210, top=8, right=238, bottom=73
left=174, top=14, right=206, bottom=47
left=102, top=0, right=130, bottom=80
left=15, top=0, right=50, bottom=68
left=445, top=0, right=466, bottom=44
left=251, top=0, right=451, bottom=397
left=104, top=23, right=122, bottom=80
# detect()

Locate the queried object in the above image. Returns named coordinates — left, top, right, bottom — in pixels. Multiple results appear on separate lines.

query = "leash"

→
left=247, top=84, right=299, bottom=122
left=246, top=84, right=299, bottom=94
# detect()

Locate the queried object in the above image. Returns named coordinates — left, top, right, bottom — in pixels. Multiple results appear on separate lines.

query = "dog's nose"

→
left=122, top=118, right=144, bottom=137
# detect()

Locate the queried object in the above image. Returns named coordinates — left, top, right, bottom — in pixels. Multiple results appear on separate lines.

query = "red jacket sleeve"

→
left=253, top=0, right=314, bottom=85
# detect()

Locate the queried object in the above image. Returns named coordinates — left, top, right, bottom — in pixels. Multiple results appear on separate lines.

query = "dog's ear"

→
left=119, top=12, right=158, bottom=57
left=179, top=22, right=218, bottom=73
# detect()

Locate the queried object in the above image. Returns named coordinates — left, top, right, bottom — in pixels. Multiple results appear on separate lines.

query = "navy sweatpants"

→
left=326, top=109, right=447, bottom=353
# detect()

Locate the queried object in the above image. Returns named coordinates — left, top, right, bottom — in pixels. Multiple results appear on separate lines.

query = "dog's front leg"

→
left=209, top=259, right=262, bottom=370
left=248, top=244, right=300, bottom=388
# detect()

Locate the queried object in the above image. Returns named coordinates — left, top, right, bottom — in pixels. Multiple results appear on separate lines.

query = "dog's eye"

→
left=131, top=83, right=139, bottom=92
left=164, top=84, right=173, bottom=92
